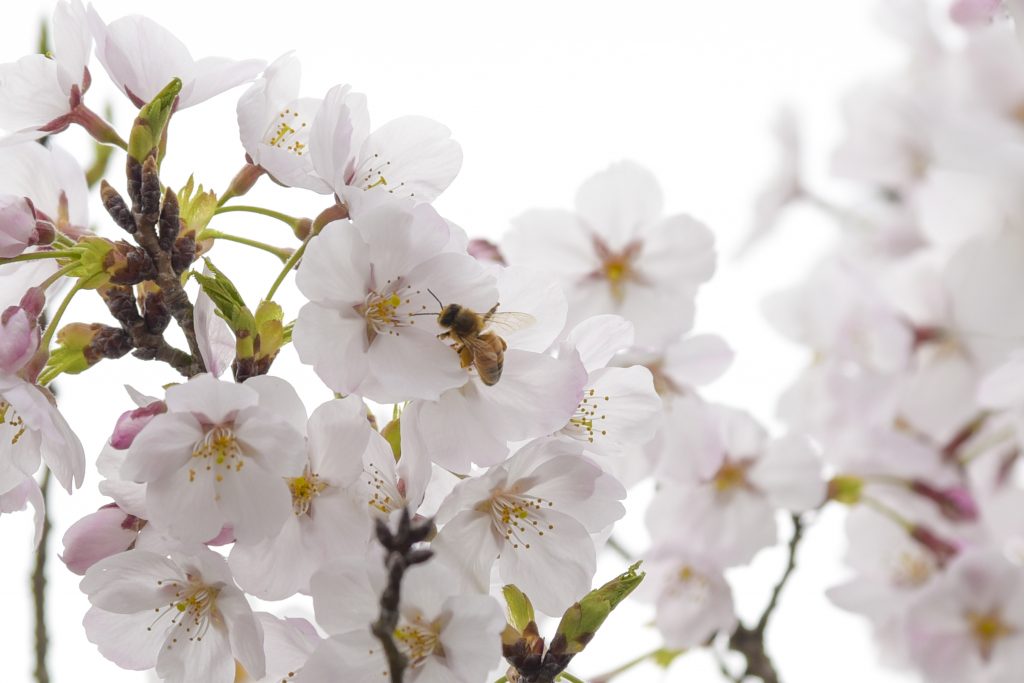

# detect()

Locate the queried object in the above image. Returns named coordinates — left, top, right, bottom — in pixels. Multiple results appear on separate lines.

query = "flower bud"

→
left=110, top=399, right=167, bottom=449
left=0, top=194, right=44, bottom=258
left=551, top=561, right=645, bottom=656
left=0, top=288, right=45, bottom=374
left=177, top=176, right=217, bottom=238
left=502, top=585, right=536, bottom=633
left=46, top=322, right=132, bottom=377
left=71, top=237, right=156, bottom=288
left=127, top=78, right=182, bottom=163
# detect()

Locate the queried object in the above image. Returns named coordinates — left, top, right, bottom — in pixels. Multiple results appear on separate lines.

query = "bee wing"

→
left=483, top=311, right=536, bottom=335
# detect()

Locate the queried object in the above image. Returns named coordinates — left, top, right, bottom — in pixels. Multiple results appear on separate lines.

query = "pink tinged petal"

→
left=405, top=251, right=499, bottom=318
left=110, top=399, right=166, bottom=449
left=183, top=56, right=265, bottom=109
left=309, top=84, right=361, bottom=195
left=0, top=194, right=39, bottom=259
left=475, top=350, right=587, bottom=441
left=520, top=449, right=626, bottom=532
left=164, top=373, right=257, bottom=424
left=80, top=549, right=183, bottom=612
left=193, top=282, right=234, bottom=378
left=432, top=511, right=501, bottom=594
left=242, top=374, right=308, bottom=434
left=83, top=606, right=166, bottom=670
left=663, top=334, right=734, bottom=387
left=304, top=491, right=372, bottom=564
left=296, top=631, right=387, bottom=683
left=122, top=412, right=204, bottom=483
left=97, top=446, right=148, bottom=517
left=237, top=53, right=300, bottom=156
left=255, top=613, right=321, bottom=681
left=87, top=9, right=195, bottom=106
left=402, top=391, right=506, bottom=473
left=230, top=515, right=311, bottom=599
left=575, top=161, right=664, bottom=248
left=218, top=589, right=266, bottom=680
left=950, top=0, right=1005, bottom=24
left=366, top=326, right=469, bottom=403
left=615, top=281, right=696, bottom=350
left=493, top=266, right=567, bottom=353
left=295, top=220, right=371, bottom=305
left=216, top=458, right=292, bottom=543
left=307, top=397, right=368, bottom=485
left=437, top=594, right=505, bottom=682
left=748, top=434, right=826, bottom=512
left=38, top=392, right=86, bottom=492
left=978, top=352, right=1024, bottom=408
left=349, top=115, right=462, bottom=203
left=358, top=201, right=451, bottom=282
left=503, top=209, right=598, bottom=277
left=0, top=142, right=82, bottom=225
left=52, top=0, right=91, bottom=94
left=498, top=508, right=597, bottom=616
left=155, top=616, right=235, bottom=683
left=146, top=462, right=223, bottom=544
left=0, top=430, right=41, bottom=495
left=0, top=476, right=44, bottom=545
left=252, top=96, right=324, bottom=190
left=233, top=411, right=305, bottom=476
left=310, top=560, right=380, bottom=635
left=563, top=365, right=661, bottom=456
left=294, top=303, right=371, bottom=395
left=0, top=56, right=69, bottom=132
left=638, top=214, right=716, bottom=287
left=564, top=315, right=635, bottom=373
left=61, top=506, right=139, bottom=575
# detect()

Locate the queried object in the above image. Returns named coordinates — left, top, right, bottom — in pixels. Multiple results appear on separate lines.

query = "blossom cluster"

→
left=750, top=3, right=1024, bottom=681
left=0, top=3, right=777, bottom=682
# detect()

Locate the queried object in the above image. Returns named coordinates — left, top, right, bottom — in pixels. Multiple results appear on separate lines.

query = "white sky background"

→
left=0, top=1, right=925, bottom=681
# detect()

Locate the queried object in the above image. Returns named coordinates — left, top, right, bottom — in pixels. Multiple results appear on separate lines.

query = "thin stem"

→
left=0, top=250, right=76, bottom=264
left=39, top=279, right=84, bottom=349
left=265, top=233, right=311, bottom=301
left=590, top=647, right=667, bottom=683
left=558, top=673, right=586, bottom=683
left=198, top=229, right=293, bottom=262
left=861, top=496, right=913, bottom=530
left=214, top=204, right=301, bottom=228
left=37, top=262, right=80, bottom=292
left=756, top=514, right=804, bottom=634
left=32, top=469, right=52, bottom=683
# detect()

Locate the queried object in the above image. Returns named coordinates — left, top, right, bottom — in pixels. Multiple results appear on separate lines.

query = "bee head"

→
left=438, top=304, right=462, bottom=327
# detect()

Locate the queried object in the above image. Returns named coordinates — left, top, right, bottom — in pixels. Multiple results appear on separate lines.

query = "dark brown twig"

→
left=726, top=513, right=805, bottom=683
left=371, top=509, right=435, bottom=683
left=31, top=469, right=52, bottom=683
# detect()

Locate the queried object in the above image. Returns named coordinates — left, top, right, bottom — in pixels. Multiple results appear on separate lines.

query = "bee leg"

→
left=437, top=330, right=452, bottom=341
left=499, top=337, right=507, bottom=350
left=458, top=345, right=474, bottom=369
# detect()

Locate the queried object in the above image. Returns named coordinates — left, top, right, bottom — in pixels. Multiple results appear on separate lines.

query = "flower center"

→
left=890, top=550, right=934, bottom=588
left=288, top=466, right=328, bottom=516
left=149, top=577, right=221, bottom=647
left=190, top=425, right=245, bottom=483
left=479, top=489, right=555, bottom=551
left=393, top=616, right=443, bottom=668
left=590, top=237, right=644, bottom=303
left=564, top=387, right=610, bottom=443
left=0, top=400, right=27, bottom=445
left=967, top=610, right=1015, bottom=660
left=356, top=282, right=420, bottom=344
left=363, top=462, right=403, bottom=515
left=664, top=565, right=711, bottom=603
left=265, top=105, right=310, bottom=156
left=713, top=460, right=750, bottom=492
left=352, top=153, right=409, bottom=195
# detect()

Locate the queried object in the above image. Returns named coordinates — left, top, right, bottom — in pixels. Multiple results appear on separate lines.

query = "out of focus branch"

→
left=726, top=513, right=805, bottom=683
left=31, top=469, right=52, bottom=683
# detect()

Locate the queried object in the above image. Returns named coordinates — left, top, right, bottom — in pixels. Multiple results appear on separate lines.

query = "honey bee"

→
left=426, top=290, right=535, bottom=386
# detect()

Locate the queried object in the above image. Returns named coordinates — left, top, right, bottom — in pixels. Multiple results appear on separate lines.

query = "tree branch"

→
left=32, top=469, right=52, bottom=683
left=726, top=513, right=805, bottom=683
left=370, top=509, right=435, bottom=683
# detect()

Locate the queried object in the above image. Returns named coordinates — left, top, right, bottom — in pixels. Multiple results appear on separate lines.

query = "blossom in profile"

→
left=87, top=6, right=264, bottom=108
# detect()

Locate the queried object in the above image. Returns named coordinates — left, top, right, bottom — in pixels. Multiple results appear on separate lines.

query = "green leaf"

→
left=502, top=585, right=536, bottom=633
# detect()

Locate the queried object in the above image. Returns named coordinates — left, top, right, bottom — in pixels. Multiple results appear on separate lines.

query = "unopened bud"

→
left=128, top=78, right=181, bottom=163
left=158, top=188, right=180, bottom=251
left=502, top=585, right=536, bottom=633
left=552, top=562, right=644, bottom=656
left=46, top=322, right=132, bottom=377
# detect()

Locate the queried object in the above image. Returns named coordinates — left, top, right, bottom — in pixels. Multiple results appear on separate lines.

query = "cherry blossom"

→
left=502, top=161, right=716, bottom=348
left=301, top=555, right=504, bottom=683
left=433, top=437, right=625, bottom=615
left=293, top=201, right=497, bottom=402
left=81, top=547, right=265, bottom=683
left=87, top=6, right=264, bottom=109
left=121, top=374, right=306, bottom=544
